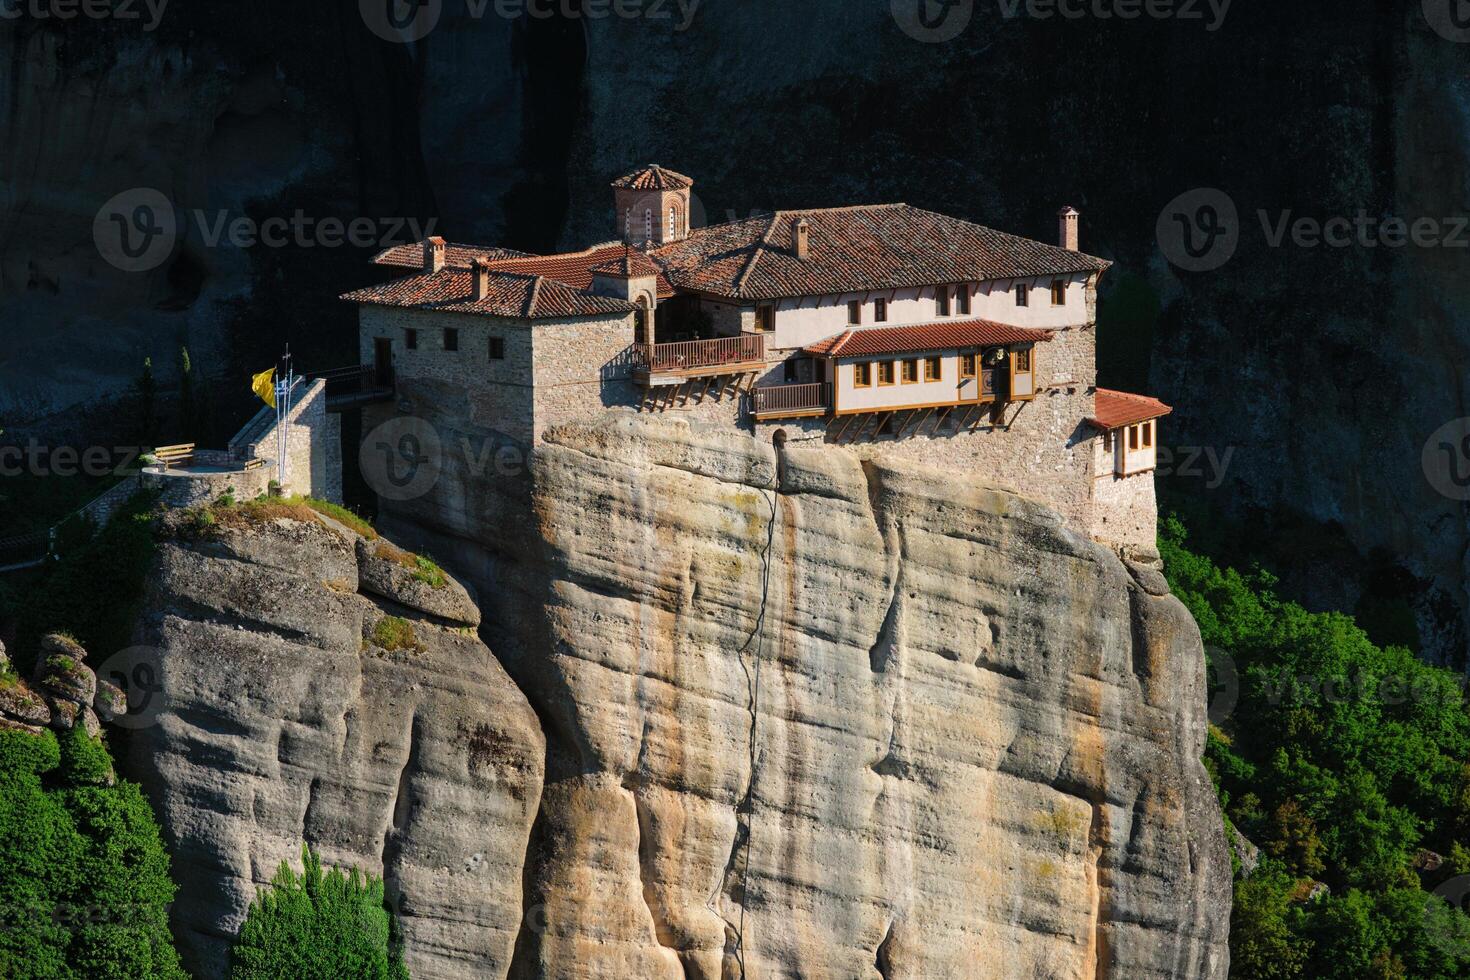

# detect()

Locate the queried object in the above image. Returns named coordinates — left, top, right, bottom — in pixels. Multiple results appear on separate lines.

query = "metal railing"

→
left=632, top=334, right=765, bottom=374
left=752, top=382, right=830, bottom=417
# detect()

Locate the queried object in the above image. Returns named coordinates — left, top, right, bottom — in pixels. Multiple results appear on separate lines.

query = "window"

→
left=878, top=361, right=896, bottom=386
left=1051, top=279, right=1067, bottom=306
left=1016, top=283, right=1029, bottom=307
left=853, top=362, right=873, bottom=388
left=645, top=209, right=653, bottom=241
left=956, top=285, right=971, bottom=315
left=625, top=208, right=632, bottom=239
left=488, top=336, right=505, bottom=360
left=669, top=206, right=677, bottom=239
left=444, top=328, right=459, bottom=352
left=874, top=297, right=888, bottom=322
left=848, top=300, right=863, bottom=325
left=901, top=358, right=919, bottom=384
left=960, top=353, right=977, bottom=378
left=784, top=358, right=802, bottom=383
left=1014, top=348, right=1031, bottom=372
left=1129, top=425, right=1140, bottom=451
left=924, top=356, right=941, bottom=381
left=755, top=305, right=775, bottom=333
left=405, top=328, right=418, bottom=350
left=1142, top=421, right=1154, bottom=449
left=936, top=286, right=951, bottom=317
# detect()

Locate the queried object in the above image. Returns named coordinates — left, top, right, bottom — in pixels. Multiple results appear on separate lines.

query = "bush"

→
left=0, top=729, right=183, bottom=979
left=230, top=847, right=407, bottom=980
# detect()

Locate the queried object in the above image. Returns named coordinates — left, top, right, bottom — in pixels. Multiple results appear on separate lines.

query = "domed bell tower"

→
left=612, top=165, right=694, bottom=247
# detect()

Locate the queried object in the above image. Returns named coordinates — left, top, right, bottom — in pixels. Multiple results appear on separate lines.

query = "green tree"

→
left=230, top=847, right=408, bottom=980
left=136, top=358, right=156, bottom=446
left=177, top=347, right=194, bottom=443
left=0, top=729, right=183, bottom=979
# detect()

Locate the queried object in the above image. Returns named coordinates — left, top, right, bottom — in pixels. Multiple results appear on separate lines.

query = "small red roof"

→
left=804, top=319, right=1053, bottom=358
left=589, top=249, right=663, bottom=279
left=487, top=243, right=675, bottom=298
left=611, top=165, right=694, bottom=191
left=1089, top=389, right=1173, bottom=430
left=341, top=269, right=636, bottom=319
left=371, top=241, right=531, bottom=270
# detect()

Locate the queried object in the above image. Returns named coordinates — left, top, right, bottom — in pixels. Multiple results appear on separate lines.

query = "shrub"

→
left=229, top=847, right=408, bottom=980
left=0, top=729, right=183, bottom=979
left=369, top=617, right=419, bottom=654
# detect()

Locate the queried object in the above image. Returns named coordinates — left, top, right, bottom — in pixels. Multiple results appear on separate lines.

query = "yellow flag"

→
left=251, top=368, right=276, bottom=408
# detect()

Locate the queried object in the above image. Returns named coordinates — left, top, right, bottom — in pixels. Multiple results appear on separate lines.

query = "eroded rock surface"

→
left=127, top=514, right=544, bottom=980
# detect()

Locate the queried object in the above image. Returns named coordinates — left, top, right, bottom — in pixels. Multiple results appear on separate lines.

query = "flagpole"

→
left=276, top=346, right=294, bottom=489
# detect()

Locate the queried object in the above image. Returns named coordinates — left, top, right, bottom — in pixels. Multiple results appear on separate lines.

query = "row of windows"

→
left=850, top=349, right=1032, bottom=388
left=403, top=328, right=504, bottom=360
left=761, top=279, right=1073, bottom=333
left=624, top=206, right=682, bottom=240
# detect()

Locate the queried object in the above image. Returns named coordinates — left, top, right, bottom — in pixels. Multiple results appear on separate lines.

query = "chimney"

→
left=1058, top=207, right=1080, bottom=251
left=424, top=236, right=447, bottom=273
left=794, top=218, right=811, bottom=260
left=471, top=256, right=491, bottom=301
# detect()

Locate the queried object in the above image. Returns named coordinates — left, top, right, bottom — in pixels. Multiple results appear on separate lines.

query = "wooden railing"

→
left=752, top=382, right=830, bottom=417
left=633, top=334, right=765, bottom=374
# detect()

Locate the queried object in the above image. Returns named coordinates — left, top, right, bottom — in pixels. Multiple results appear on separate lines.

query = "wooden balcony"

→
left=633, top=334, right=766, bottom=386
left=752, top=382, right=831, bottom=420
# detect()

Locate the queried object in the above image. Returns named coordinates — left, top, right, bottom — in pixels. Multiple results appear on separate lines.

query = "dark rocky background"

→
left=1, top=0, right=1467, bottom=664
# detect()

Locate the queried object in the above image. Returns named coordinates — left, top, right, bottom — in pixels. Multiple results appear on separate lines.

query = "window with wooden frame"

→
left=960, top=353, right=978, bottom=378
left=1128, top=425, right=1140, bottom=450
left=924, top=356, right=942, bottom=381
left=1142, top=420, right=1154, bottom=449
left=1014, top=347, right=1032, bottom=373
left=848, top=300, right=863, bottom=325
left=956, top=285, right=971, bottom=315
left=936, top=285, right=951, bottom=317
left=1051, top=279, right=1067, bottom=306
left=755, top=305, right=775, bottom=332
left=878, top=361, right=896, bottom=386
left=488, top=336, right=505, bottom=360
left=874, top=297, right=889, bottom=322
left=1015, top=283, right=1029, bottom=307
left=405, top=328, right=418, bottom=350
left=444, top=328, right=459, bottom=352
left=901, top=358, right=919, bottom=384
left=853, top=362, right=873, bottom=388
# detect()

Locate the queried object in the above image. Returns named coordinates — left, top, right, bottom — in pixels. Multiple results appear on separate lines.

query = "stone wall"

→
left=234, top=379, right=338, bottom=502
left=1092, top=470, right=1161, bottom=554
left=530, top=313, right=640, bottom=439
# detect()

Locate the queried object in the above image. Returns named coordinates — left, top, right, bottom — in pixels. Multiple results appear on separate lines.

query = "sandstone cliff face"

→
left=129, top=417, right=1229, bottom=978
left=127, top=512, right=544, bottom=980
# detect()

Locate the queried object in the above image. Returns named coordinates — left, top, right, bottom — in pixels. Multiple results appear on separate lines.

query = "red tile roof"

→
left=341, top=269, right=636, bottom=319
left=652, top=204, right=1110, bottom=301
left=588, top=248, right=664, bottom=279
left=1089, top=389, right=1173, bottom=430
left=371, top=241, right=531, bottom=270
left=803, top=319, right=1053, bottom=358
left=487, top=242, right=675, bottom=298
left=611, top=165, right=694, bottom=191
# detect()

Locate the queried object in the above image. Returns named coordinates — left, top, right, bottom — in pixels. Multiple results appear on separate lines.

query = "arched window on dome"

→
left=625, top=208, right=632, bottom=239
left=644, top=209, right=653, bottom=242
left=669, top=206, right=678, bottom=239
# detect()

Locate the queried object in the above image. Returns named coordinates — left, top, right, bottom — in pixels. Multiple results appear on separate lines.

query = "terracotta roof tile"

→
left=611, top=165, right=695, bottom=190
left=371, top=240, right=531, bottom=270
left=1088, top=389, right=1173, bottom=430
left=588, top=248, right=664, bottom=279
left=341, top=269, right=636, bottom=319
left=803, top=319, right=1054, bottom=358
left=488, top=243, right=675, bottom=298
left=652, top=204, right=1110, bottom=301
